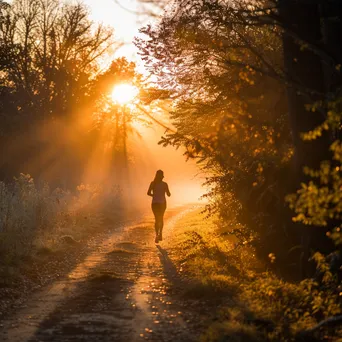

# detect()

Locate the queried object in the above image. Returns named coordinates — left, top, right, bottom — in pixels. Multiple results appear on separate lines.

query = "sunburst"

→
left=111, top=84, right=138, bottom=105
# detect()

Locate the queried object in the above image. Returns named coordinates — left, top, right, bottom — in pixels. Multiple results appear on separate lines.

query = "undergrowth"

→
left=0, top=174, right=123, bottom=271
left=165, top=207, right=342, bottom=341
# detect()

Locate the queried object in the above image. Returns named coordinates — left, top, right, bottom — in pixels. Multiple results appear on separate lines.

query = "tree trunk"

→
left=279, top=0, right=333, bottom=270
left=280, top=0, right=330, bottom=176
left=320, top=0, right=342, bottom=94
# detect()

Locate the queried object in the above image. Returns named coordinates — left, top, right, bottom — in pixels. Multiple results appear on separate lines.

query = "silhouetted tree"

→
left=92, top=58, right=143, bottom=171
left=0, top=0, right=115, bottom=184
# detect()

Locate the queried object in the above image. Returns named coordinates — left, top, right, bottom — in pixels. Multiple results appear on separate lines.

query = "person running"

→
left=147, top=170, right=171, bottom=243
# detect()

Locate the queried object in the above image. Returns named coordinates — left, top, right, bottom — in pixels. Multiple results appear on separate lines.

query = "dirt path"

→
left=0, top=205, right=203, bottom=342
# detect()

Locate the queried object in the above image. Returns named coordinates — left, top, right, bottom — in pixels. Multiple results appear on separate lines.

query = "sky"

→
left=82, top=0, right=144, bottom=60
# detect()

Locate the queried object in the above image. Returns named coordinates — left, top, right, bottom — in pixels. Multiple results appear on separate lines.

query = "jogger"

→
left=147, top=170, right=171, bottom=243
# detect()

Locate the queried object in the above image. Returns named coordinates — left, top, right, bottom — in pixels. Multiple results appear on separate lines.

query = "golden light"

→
left=111, top=84, right=138, bottom=105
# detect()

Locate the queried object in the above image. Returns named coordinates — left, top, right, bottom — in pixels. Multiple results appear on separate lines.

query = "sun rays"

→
left=111, top=84, right=139, bottom=105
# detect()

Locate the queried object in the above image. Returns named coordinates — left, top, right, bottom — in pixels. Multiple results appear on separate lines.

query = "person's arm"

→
left=166, top=183, right=171, bottom=197
left=147, top=182, right=153, bottom=197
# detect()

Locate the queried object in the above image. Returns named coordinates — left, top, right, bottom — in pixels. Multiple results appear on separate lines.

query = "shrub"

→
left=0, top=174, right=121, bottom=264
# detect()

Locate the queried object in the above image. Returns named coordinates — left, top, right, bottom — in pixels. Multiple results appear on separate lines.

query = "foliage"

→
left=286, top=98, right=342, bottom=289
left=136, top=0, right=293, bottom=259
left=0, top=174, right=122, bottom=263
left=166, top=208, right=342, bottom=341
left=287, top=100, right=342, bottom=232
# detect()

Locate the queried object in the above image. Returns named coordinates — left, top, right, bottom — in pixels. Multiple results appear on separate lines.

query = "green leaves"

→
left=288, top=97, right=342, bottom=249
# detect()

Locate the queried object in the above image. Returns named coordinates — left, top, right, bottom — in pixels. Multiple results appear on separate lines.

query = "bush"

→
left=0, top=174, right=122, bottom=264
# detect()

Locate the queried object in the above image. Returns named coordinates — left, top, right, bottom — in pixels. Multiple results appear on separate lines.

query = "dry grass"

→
left=164, top=207, right=342, bottom=341
left=0, top=174, right=122, bottom=267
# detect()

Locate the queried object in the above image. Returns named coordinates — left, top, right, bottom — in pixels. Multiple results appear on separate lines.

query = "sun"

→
left=111, top=84, right=138, bottom=105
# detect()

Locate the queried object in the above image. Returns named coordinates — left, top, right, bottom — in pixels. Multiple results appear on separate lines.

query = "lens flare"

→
left=111, top=84, right=138, bottom=104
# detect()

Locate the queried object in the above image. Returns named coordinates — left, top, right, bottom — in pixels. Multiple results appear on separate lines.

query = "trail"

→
left=0, top=205, right=202, bottom=342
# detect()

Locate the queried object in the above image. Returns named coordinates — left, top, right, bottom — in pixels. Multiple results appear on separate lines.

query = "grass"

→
left=202, top=321, right=263, bottom=342
left=164, top=207, right=342, bottom=341
left=0, top=174, right=123, bottom=283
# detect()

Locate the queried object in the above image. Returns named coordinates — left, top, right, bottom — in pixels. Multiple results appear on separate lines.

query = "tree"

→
left=0, top=0, right=116, bottom=184
left=91, top=57, right=144, bottom=180
left=0, top=0, right=114, bottom=121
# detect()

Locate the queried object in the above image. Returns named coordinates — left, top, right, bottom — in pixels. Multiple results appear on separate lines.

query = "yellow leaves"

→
left=268, top=253, right=276, bottom=263
left=257, top=163, right=263, bottom=173
left=330, top=226, right=342, bottom=245
left=322, top=122, right=329, bottom=130
left=303, top=104, right=342, bottom=142
left=301, top=128, right=323, bottom=141
left=331, top=140, right=342, bottom=162
left=253, top=148, right=261, bottom=156
left=238, top=67, right=255, bottom=85
left=288, top=149, right=342, bottom=233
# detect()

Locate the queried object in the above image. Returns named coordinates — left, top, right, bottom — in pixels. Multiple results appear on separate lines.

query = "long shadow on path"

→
left=156, top=245, right=181, bottom=286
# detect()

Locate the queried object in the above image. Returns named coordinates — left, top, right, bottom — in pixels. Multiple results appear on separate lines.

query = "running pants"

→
left=152, top=202, right=166, bottom=236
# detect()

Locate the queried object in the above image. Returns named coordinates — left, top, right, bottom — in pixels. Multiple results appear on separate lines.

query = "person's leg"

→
left=156, top=215, right=162, bottom=237
left=158, top=203, right=167, bottom=241
left=151, top=203, right=159, bottom=242
left=155, top=204, right=163, bottom=237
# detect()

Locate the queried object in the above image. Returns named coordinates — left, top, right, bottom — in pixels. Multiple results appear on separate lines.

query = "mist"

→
left=126, top=124, right=205, bottom=208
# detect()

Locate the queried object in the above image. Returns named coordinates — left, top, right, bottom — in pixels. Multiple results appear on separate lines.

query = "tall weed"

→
left=0, top=174, right=121, bottom=264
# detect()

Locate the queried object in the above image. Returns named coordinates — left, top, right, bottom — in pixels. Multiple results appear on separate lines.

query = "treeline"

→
left=0, top=0, right=140, bottom=187
left=136, top=0, right=342, bottom=279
